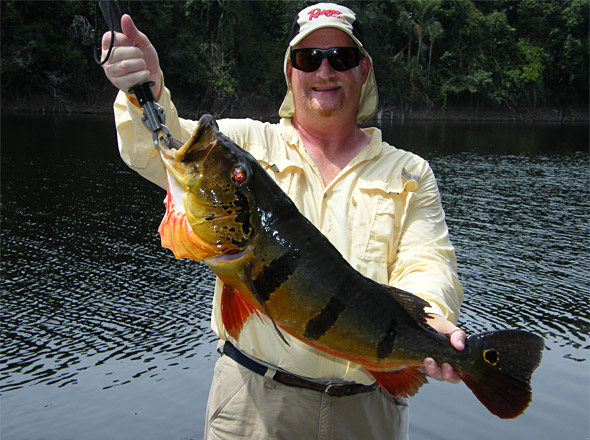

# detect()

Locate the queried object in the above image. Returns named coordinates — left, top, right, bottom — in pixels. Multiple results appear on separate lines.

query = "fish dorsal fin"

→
left=388, top=286, right=432, bottom=327
left=242, top=263, right=291, bottom=346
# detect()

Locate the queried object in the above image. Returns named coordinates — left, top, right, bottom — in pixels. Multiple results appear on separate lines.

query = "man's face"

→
left=287, top=28, right=370, bottom=122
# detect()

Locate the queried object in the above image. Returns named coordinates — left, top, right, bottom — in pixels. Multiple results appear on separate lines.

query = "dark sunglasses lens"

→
left=293, top=49, right=322, bottom=72
left=292, top=48, right=361, bottom=72
left=328, top=48, right=359, bottom=71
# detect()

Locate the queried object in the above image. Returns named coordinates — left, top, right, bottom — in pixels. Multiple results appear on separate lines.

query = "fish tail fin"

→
left=367, top=367, right=428, bottom=398
left=459, top=330, right=544, bottom=419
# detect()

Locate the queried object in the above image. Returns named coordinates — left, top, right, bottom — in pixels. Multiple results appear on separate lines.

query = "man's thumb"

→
left=121, top=14, right=149, bottom=48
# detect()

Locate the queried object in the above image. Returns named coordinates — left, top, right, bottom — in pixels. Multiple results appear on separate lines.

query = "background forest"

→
left=1, top=0, right=588, bottom=121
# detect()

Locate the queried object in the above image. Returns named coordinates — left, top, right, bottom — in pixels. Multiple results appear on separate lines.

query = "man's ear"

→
left=360, top=56, right=371, bottom=84
left=286, top=59, right=293, bottom=82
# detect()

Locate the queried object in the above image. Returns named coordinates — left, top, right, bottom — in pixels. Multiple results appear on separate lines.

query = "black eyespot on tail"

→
left=484, top=349, right=499, bottom=365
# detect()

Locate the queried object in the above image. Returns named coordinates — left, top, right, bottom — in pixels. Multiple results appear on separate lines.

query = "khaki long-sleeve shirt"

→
left=114, top=87, right=463, bottom=385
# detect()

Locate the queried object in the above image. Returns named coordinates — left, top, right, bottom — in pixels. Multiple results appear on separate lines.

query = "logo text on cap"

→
left=307, top=8, right=345, bottom=22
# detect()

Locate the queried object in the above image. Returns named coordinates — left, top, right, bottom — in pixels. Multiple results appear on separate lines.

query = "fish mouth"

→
left=159, top=115, right=221, bottom=167
left=159, top=134, right=216, bottom=166
left=210, top=247, right=248, bottom=262
left=190, top=211, right=242, bottom=225
left=208, top=243, right=254, bottom=263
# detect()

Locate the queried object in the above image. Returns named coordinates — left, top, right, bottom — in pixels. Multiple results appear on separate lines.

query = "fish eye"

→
left=232, top=166, right=247, bottom=183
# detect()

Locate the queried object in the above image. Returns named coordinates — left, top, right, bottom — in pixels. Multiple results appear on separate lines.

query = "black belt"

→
left=222, top=341, right=377, bottom=398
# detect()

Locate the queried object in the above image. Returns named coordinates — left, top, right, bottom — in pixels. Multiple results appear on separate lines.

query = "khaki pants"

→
left=204, top=353, right=409, bottom=440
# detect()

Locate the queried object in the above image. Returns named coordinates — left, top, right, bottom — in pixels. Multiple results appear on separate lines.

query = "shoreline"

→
left=2, top=96, right=588, bottom=124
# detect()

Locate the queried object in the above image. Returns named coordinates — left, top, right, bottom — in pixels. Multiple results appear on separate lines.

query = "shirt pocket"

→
left=353, top=177, right=419, bottom=269
left=246, top=142, right=308, bottom=209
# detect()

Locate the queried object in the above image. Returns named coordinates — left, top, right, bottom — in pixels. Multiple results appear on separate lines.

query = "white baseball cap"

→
left=278, top=3, right=378, bottom=125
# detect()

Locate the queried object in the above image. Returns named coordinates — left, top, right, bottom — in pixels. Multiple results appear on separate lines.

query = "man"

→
left=102, top=4, right=465, bottom=439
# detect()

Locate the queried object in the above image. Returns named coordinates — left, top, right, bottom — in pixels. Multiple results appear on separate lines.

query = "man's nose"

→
left=316, top=58, right=336, bottom=77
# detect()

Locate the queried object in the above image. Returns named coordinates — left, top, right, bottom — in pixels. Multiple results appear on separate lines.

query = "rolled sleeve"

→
left=388, top=163, right=463, bottom=323
left=113, top=83, right=198, bottom=189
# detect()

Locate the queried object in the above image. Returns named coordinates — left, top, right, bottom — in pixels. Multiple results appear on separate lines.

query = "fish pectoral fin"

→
left=366, top=367, right=428, bottom=398
left=242, top=263, right=291, bottom=347
left=220, top=283, right=257, bottom=340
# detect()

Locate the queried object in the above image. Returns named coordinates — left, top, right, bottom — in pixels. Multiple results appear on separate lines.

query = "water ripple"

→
left=432, top=151, right=589, bottom=357
left=1, top=158, right=217, bottom=392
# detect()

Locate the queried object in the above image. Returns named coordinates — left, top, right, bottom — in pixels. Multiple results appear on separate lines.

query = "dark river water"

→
left=1, top=113, right=588, bottom=440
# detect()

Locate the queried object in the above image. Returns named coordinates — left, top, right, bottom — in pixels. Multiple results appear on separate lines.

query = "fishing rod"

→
left=95, top=0, right=181, bottom=150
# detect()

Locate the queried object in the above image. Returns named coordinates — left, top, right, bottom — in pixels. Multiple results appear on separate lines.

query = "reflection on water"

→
left=1, top=113, right=588, bottom=439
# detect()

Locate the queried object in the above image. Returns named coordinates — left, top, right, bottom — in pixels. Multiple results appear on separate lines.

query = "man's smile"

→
left=312, top=84, right=341, bottom=92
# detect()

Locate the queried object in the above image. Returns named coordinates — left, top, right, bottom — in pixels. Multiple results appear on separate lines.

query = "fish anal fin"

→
left=367, top=367, right=428, bottom=397
left=220, top=284, right=257, bottom=340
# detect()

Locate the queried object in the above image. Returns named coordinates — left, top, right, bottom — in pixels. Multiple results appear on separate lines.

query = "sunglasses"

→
left=290, top=47, right=362, bottom=72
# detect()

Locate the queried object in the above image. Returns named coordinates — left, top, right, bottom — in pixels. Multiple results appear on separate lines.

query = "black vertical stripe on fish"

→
left=304, top=296, right=346, bottom=340
left=376, top=319, right=398, bottom=359
left=252, top=250, right=301, bottom=302
left=233, top=192, right=252, bottom=238
left=243, top=262, right=290, bottom=346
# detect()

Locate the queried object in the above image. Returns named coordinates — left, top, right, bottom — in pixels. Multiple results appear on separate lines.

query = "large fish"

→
left=157, top=115, right=543, bottom=419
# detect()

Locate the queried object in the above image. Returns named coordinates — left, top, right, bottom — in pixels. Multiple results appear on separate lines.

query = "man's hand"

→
left=423, top=314, right=466, bottom=383
left=101, top=14, right=161, bottom=97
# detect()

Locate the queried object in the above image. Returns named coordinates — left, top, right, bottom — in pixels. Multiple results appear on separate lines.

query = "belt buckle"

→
left=324, top=383, right=343, bottom=397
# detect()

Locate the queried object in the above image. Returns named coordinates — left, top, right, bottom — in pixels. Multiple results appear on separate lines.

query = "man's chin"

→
left=310, top=101, right=343, bottom=118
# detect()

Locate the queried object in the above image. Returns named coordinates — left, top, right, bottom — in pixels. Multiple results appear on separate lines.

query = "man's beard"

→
left=309, top=96, right=344, bottom=118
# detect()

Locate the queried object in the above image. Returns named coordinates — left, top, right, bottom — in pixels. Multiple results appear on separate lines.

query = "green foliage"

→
left=1, top=0, right=587, bottom=116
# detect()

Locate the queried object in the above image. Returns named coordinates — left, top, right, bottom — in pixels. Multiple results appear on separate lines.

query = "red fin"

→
left=220, top=284, right=257, bottom=340
left=459, top=370, right=532, bottom=419
left=367, top=367, right=428, bottom=397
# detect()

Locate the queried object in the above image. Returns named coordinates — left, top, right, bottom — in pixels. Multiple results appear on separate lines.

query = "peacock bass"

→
left=157, top=114, right=543, bottom=419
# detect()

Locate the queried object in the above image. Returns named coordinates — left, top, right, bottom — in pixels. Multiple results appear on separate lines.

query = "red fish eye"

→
left=233, top=167, right=246, bottom=183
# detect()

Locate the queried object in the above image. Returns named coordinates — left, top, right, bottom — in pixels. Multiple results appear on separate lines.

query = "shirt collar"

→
left=279, top=118, right=385, bottom=164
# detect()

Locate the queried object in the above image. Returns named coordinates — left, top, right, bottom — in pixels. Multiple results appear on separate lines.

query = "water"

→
left=1, top=113, right=588, bottom=439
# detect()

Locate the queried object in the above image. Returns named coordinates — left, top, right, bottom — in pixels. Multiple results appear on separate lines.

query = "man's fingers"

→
left=423, top=358, right=462, bottom=383
left=423, top=357, right=440, bottom=379
left=441, top=363, right=461, bottom=383
left=114, top=70, right=150, bottom=90
left=449, top=329, right=466, bottom=351
left=101, top=31, right=112, bottom=51
left=105, top=58, right=148, bottom=79
left=104, top=46, right=144, bottom=65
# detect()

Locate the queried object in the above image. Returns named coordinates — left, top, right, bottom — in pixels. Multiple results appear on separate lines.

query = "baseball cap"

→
left=278, top=3, right=378, bottom=125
